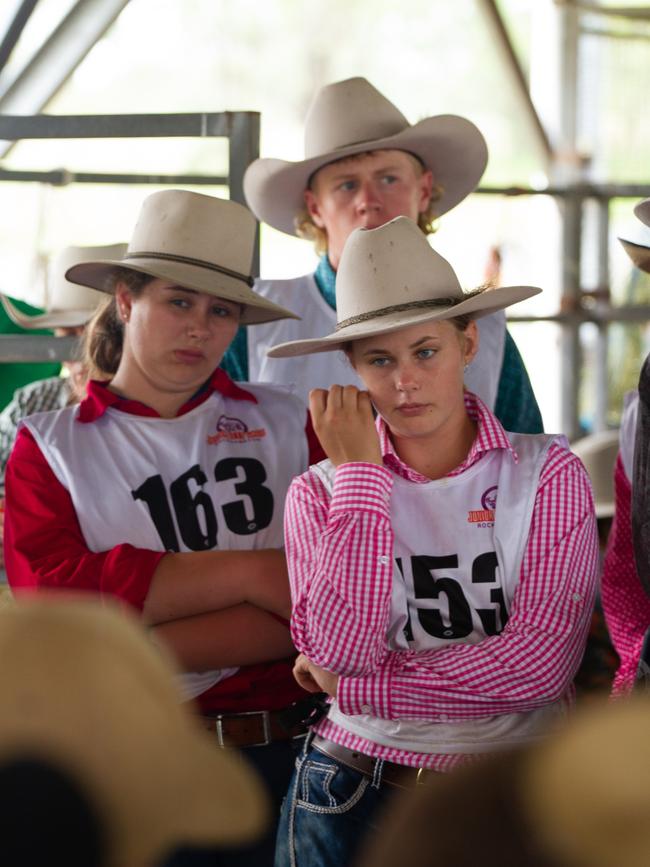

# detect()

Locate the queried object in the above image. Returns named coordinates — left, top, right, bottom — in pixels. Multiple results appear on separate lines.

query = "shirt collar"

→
left=379, top=391, right=517, bottom=483
left=313, top=254, right=337, bottom=310
left=77, top=367, right=257, bottom=423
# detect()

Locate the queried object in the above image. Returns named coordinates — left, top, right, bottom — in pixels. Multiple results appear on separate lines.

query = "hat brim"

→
left=268, top=285, right=540, bottom=358
left=634, top=198, right=650, bottom=227
left=619, top=238, right=650, bottom=274
left=244, top=115, right=488, bottom=236
left=66, top=258, right=300, bottom=326
left=147, top=718, right=269, bottom=850
left=0, top=293, right=93, bottom=330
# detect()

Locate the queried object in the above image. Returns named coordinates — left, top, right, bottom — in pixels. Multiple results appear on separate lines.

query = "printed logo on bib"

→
left=396, top=550, right=508, bottom=643
left=467, top=485, right=497, bottom=527
left=207, top=414, right=266, bottom=445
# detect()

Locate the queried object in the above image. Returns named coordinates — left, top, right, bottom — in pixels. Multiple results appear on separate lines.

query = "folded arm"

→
left=5, top=428, right=290, bottom=622
left=286, top=462, right=396, bottom=676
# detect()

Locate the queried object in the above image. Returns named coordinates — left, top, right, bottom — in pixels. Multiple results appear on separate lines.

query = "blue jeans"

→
left=274, top=740, right=397, bottom=867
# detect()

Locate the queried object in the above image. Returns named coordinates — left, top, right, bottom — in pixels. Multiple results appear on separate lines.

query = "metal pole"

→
left=592, top=197, right=611, bottom=432
left=557, top=0, right=583, bottom=439
left=228, top=111, right=261, bottom=276
left=475, top=0, right=554, bottom=166
left=0, top=0, right=40, bottom=74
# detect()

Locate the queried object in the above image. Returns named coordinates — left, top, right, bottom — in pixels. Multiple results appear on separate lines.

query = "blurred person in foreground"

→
left=224, top=76, right=542, bottom=433
left=269, top=217, right=597, bottom=867
left=0, top=596, right=268, bottom=867
left=356, top=695, right=650, bottom=867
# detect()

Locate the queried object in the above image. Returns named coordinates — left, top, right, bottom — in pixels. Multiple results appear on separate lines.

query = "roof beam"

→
left=475, top=0, right=554, bottom=166
left=0, top=0, right=131, bottom=156
left=0, top=0, right=40, bottom=75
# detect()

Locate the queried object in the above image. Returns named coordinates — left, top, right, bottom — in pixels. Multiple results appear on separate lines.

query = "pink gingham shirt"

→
left=285, top=392, right=599, bottom=771
left=601, top=454, right=650, bottom=695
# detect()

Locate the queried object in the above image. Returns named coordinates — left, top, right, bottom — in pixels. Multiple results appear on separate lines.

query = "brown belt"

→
left=312, top=734, right=438, bottom=790
left=200, top=710, right=308, bottom=748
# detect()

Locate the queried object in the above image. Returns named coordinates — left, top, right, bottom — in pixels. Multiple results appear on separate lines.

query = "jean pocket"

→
left=295, top=753, right=369, bottom=815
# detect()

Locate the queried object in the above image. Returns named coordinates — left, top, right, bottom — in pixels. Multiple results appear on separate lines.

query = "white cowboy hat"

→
left=0, top=243, right=126, bottom=330
left=0, top=598, right=267, bottom=867
left=268, top=216, right=540, bottom=357
left=244, top=77, right=488, bottom=237
left=619, top=197, right=650, bottom=273
left=571, top=429, right=619, bottom=519
left=65, top=190, right=299, bottom=326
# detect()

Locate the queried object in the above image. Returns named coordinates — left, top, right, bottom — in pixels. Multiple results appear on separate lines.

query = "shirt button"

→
left=572, top=593, right=582, bottom=603
left=361, top=704, right=372, bottom=714
left=378, top=555, right=390, bottom=566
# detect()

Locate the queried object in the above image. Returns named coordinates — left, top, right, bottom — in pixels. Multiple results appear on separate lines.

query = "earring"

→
left=463, top=362, right=469, bottom=372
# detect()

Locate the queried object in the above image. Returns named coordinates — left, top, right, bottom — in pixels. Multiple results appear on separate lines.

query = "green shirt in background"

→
left=0, top=297, right=61, bottom=411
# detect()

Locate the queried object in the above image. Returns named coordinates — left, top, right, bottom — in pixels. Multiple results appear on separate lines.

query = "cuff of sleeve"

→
left=100, top=546, right=166, bottom=611
left=330, top=463, right=393, bottom=516
left=337, top=667, right=393, bottom=718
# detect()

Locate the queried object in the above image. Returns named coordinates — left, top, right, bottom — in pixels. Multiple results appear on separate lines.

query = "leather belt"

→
left=312, top=734, right=438, bottom=789
left=200, top=710, right=308, bottom=748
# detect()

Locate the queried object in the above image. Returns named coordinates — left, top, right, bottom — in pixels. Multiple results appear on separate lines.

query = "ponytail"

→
left=82, top=268, right=153, bottom=380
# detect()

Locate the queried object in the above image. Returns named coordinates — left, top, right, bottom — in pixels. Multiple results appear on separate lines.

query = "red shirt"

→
left=4, top=369, right=323, bottom=712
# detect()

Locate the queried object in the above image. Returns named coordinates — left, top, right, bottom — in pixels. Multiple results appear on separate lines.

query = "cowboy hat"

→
left=244, top=77, right=488, bottom=236
left=65, top=190, right=300, bottom=326
left=0, top=598, right=268, bottom=867
left=619, top=197, right=650, bottom=273
left=525, top=696, right=650, bottom=867
left=571, top=429, right=619, bottom=519
left=0, top=243, right=126, bottom=330
left=268, top=216, right=540, bottom=357
left=357, top=697, right=650, bottom=867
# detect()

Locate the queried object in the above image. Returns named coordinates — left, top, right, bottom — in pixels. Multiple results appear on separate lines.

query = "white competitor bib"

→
left=313, top=432, right=569, bottom=754
left=24, top=383, right=308, bottom=699
left=248, top=274, right=505, bottom=408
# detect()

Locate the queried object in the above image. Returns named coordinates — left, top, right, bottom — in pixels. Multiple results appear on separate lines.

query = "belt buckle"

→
left=215, top=710, right=272, bottom=748
left=416, top=767, right=426, bottom=786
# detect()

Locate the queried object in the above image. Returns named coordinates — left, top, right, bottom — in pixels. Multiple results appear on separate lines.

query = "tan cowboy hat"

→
left=525, top=696, right=650, bottom=867
left=0, top=243, right=126, bottom=330
left=358, top=697, right=650, bottom=867
left=244, top=76, right=488, bottom=236
left=65, top=190, right=299, bottom=326
left=0, top=598, right=268, bottom=867
left=268, top=216, right=540, bottom=357
left=619, top=197, right=650, bottom=273
left=571, top=429, right=619, bottom=519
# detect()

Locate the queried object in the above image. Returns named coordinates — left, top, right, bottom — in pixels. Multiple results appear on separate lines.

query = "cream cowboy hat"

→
left=65, top=189, right=299, bottom=326
left=268, top=216, right=540, bottom=357
left=0, top=243, right=126, bottom=330
left=571, top=429, right=619, bottom=519
left=0, top=598, right=267, bottom=867
left=525, top=696, right=650, bottom=867
left=619, top=197, right=650, bottom=273
left=244, top=76, right=488, bottom=236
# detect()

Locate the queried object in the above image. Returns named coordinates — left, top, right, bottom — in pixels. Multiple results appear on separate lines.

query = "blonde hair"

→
left=295, top=150, right=443, bottom=255
left=83, top=268, right=154, bottom=379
